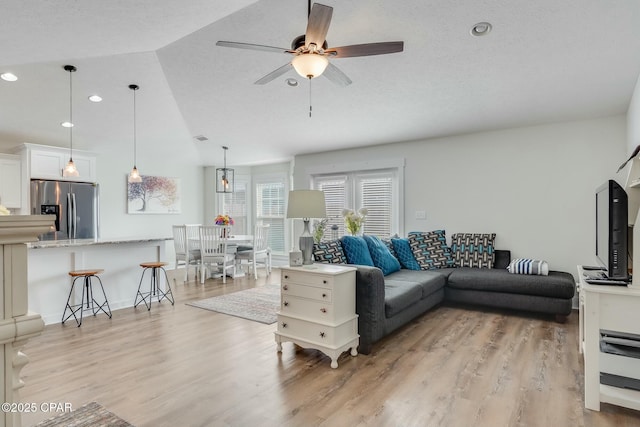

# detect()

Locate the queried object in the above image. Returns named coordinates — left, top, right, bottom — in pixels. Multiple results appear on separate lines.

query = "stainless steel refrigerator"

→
left=31, top=180, right=99, bottom=240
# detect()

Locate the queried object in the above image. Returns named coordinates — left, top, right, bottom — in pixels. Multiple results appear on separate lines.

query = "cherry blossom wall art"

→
left=127, top=175, right=181, bottom=214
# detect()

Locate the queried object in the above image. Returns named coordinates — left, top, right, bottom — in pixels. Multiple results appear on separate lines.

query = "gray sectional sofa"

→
left=353, top=250, right=576, bottom=355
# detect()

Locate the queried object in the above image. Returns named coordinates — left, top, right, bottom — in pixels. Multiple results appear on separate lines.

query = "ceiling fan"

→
left=216, top=1, right=404, bottom=87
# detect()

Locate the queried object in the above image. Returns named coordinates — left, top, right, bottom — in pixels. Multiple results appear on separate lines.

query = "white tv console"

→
left=578, top=265, right=640, bottom=411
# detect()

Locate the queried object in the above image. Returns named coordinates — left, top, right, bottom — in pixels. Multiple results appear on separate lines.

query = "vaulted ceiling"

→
left=1, top=0, right=639, bottom=167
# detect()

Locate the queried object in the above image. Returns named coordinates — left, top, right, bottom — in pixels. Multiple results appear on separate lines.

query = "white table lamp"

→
left=287, top=190, right=326, bottom=265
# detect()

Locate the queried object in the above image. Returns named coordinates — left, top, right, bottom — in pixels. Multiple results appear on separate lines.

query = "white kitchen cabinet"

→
left=0, top=154, right=22, bottom=208
left=18, top=143, right=96, bottom=183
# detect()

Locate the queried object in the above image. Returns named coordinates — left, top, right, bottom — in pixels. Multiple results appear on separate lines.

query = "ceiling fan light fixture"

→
left=292, top=53, right=329, bottom=79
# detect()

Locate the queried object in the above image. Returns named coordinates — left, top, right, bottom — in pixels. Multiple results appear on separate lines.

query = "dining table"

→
left=188, top=234, right=253, bottom=279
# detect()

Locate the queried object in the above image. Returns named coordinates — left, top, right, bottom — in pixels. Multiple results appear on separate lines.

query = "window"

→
left=220, top=176, right=249, bottom=235
left=255, top=174, right=286, bottom=254
left=313, top=169, right=399, bottom=239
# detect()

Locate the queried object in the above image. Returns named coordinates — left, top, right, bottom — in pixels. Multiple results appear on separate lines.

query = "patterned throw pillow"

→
left=381, top=237, right=398, bottom=259
left=363, top=235, right=401, bottom=275
left=408, top=230, right=455, bottom=270
left=340, top=236, right=374, bottom=266
left=450, top=233, right=496, bottom=268
left=391, top=237, right=421, bottom=270
left=507, top=258, right=549, bottom=275
left=313, top=240, right=347, bottom=264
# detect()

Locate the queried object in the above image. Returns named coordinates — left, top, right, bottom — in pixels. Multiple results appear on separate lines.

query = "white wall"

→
left=628, top=73, right=640, bottom=154
left=96, top=148, right=204, bottom=239
left=293, top=116, right=627, bottom=277
left=96, top=146, right=205, bottom=264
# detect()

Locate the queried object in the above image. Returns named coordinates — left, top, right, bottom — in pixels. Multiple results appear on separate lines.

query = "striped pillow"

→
left=507, top=258, right=549, bottom=275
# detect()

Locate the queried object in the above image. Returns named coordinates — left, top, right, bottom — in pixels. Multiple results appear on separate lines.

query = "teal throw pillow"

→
left=391, top=237, right=421, bottom=270
left=363, top=235, right=401, bottom=275
left=340, top=236, right=374, bottom=266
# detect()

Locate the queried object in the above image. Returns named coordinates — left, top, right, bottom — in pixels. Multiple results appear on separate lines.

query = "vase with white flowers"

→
left=342, top=208, right=368, bottom=236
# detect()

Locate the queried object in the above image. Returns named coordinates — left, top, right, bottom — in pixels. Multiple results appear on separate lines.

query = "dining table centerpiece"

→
left=214, top=214, right=234, bottom=237
left=214, top=214, right=234, bottom=226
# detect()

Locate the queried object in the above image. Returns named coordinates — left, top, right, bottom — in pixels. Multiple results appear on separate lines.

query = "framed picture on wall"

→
left=127, top=175, right=181, bottom=214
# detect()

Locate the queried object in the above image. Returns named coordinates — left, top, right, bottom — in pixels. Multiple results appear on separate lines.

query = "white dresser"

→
left=275, top=264, right=359, bottom=368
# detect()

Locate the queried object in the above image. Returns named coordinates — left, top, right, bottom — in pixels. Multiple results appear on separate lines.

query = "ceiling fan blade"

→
left=322, top=62, right=352, bottom=87
left=254, top=63, right=293, bottom=85
left=305, top=3, right=333, bottom=48
left=326, top=41, right=404, bottom=58
left=216, top=41, right=292, bottom=54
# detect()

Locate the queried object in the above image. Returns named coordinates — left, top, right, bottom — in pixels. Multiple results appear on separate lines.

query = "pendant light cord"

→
left=68, top=68, right=73, bottom=160
left=133, top=87, right=137, bottom=167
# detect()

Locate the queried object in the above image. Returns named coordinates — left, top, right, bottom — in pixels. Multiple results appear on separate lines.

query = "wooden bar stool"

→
left=62, top=269, right=112, bottom=327
left=134, top=262, right=175, bottom=310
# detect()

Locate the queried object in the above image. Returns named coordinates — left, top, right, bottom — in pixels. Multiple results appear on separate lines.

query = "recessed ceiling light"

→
left=471, top=22, right=492, bottom=37
left=60, top=121, right=74, bottom=128
left=286, top=78, right=298, bottom=87
left=1, top=73, right=18, bottom=82
left=88, top=94, right=102, bottom=103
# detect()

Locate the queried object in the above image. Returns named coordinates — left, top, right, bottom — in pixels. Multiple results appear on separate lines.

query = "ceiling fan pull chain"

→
left=309, top=77, right=313, bottom=118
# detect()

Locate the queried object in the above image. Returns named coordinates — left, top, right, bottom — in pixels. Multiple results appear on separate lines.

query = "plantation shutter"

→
left=255, top=177, right=286, bottom=253
left=313, top=169, right=397, bottom=239
left=356, top=173, right=394, bottom=238
left=221, top=178, right=248, bottom=234
left=314, top=175, right=347, bottom=239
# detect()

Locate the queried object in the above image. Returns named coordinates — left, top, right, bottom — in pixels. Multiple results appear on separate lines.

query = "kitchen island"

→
left=28, top=237, right=171, bottom=324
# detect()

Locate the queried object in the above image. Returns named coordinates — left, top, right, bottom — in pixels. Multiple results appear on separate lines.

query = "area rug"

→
left=34, top=401, right=133, bottom=427
left=186, top=284, right=280, bottom=324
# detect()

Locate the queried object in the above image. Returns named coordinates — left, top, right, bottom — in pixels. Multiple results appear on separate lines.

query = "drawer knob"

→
left=319, top=332, right=326, bottom=338
left=282, top=322, right=288, bottom=328
left=323, top=280, right=327, bottom=284
left=283, top=285, right=288, bottom=291
left=284, top=275, right=289, bottom=279
left=322, top=293, right=327, bottom=298
left=284, top=301, right=289, bottom=307
left=320, top=308, right=327, bottom=313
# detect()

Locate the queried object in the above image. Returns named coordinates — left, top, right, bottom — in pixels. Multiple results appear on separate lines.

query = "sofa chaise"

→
left=313, top=233, right=576, bottom=355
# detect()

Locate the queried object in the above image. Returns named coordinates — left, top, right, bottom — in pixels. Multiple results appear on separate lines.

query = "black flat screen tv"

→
left=595, top=179, right=629, bottom=280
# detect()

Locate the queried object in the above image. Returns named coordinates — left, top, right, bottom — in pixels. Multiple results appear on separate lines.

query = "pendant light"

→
left=62, top=65, right=79, bottom=177
left=216, top=146, right=234, bottom=193
left=128, top=84, right=142, bottom=183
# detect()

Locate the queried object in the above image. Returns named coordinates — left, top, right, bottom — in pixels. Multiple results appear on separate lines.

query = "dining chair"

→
left=235, top=224, right=271, bottom=280
left=184, top=223, right=202, bottom=280
left=172, top=225, right=189, bottom=281
left=199, top=225, right=236, bottom=284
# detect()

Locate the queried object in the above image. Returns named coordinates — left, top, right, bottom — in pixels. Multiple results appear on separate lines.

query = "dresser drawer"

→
left=277, top=314, right=358, bottom=347
left=281, top=295, right=335, bottom=321
left=282, top=270, right=333, bottom=288
left=282, top=282, right=332, bottom=303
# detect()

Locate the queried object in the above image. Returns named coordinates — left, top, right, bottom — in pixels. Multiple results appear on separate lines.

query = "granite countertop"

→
left=28, top=236, right=172, bottom=249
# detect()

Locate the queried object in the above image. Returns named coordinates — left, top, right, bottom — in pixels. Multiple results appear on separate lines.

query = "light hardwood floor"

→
left=19, top=269, right=640, bottom=427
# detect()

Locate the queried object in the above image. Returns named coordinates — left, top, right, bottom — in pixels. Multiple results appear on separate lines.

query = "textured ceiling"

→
left=0, top=0, right=639, bottom=167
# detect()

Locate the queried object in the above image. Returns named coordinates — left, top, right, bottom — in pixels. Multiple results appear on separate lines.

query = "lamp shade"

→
left=287, top=190, right=326, bottom=219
